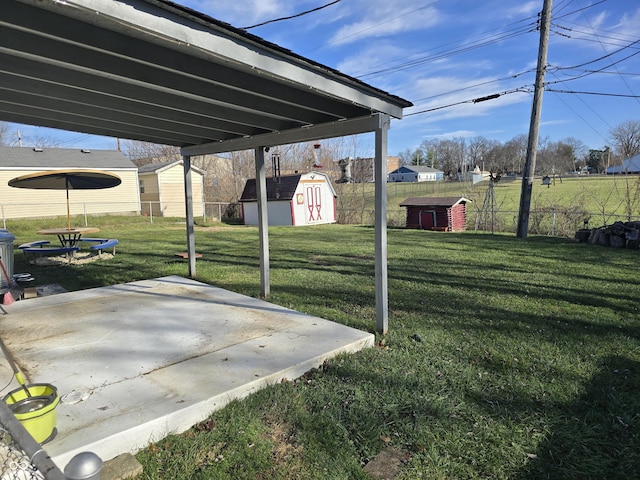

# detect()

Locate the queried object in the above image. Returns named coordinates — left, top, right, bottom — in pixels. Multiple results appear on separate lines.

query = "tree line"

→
left=397, top=119, right=640, bottom=178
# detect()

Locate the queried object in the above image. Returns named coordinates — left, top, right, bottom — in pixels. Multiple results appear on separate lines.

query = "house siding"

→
left=138, top=161, right=204, bottom=217
left=0, top=147, right=140, bottom=220
left=0, top=170, right=140, bottom=220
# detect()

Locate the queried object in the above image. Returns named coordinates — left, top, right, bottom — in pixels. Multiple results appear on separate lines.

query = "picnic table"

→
left=37, top=227, right=100, bottom=248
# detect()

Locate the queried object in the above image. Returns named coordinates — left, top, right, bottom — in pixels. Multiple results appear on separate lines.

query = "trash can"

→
left=0, top=229, right=15, bottom=288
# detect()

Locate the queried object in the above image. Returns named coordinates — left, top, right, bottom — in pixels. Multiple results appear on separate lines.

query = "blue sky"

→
left=10, top=0, right=640, bottom=156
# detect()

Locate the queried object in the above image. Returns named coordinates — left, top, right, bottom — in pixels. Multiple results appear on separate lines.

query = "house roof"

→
left=606, top=153, right=640, bottom=174
left=0, top=146, right=137, bottom=170
left=240, top=175, right=302, bottom=202
left=390, top=166, right=443, bottom=174
left=399, top=196, right=471, bottom=207
left=2, top=0, right=412, bottom=154
left=138, top=159, right=204, bottom=176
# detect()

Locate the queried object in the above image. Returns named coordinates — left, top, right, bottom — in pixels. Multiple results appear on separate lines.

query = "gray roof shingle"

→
left=240, top=175, right=302, bottom=202
left=0, top=147, right=137, bottom=169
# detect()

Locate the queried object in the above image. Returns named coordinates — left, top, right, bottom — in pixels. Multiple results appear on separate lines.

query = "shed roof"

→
left=399, top=196, right=471, bottom=207
left=240, top=175, right=302, bottom=202
left=1, top=0, right=412, bottom=153
left=0, top=146, right=137, bottom=169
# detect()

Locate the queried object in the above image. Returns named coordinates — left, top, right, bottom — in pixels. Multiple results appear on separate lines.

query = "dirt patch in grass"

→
left=363, top=447, right=411, bottom=480
left=264, top=419, right=305, bottom=473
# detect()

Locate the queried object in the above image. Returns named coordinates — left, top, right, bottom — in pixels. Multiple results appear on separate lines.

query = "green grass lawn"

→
left=7, top=217, right=640, bottom=479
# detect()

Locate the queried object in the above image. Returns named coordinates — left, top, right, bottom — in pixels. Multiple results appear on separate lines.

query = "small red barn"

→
left=399, top=196, right=471, bottom=231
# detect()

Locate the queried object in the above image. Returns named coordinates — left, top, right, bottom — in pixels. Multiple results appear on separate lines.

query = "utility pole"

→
left=516, top=0, right=552, bottom=238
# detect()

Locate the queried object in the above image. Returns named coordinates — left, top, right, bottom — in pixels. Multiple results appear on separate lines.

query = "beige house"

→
left=0, top=146, right=140, bottom=221
left=138, top=160, right=204, bottom=217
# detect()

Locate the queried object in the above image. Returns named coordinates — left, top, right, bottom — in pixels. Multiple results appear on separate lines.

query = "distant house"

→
left=0, top=146, right=139, bottom=220
left=399, top=196, right=471, bottom=231
left=606, top=154, right=640, bottom=174
left=240, top=171, right=337, bottom=226
left=388, top=165, right=444, bottom=182
left=138, top=160, right=204, bottom=217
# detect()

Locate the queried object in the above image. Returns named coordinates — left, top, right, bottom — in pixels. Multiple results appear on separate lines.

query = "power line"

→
left=545, top=88, right=640, bottom=98
left=355, top=20, right=537, bottom=80
left=547, top=48, right=640, bottom=83
left=410, top=68, right=536, bottom=104
left=241, top=0, right=341, bottom=30
left=404, top=87, right=530, bottom=117
left=546, top=71, right=611, bottom=143
left=577, top=6, right=640, bottom=107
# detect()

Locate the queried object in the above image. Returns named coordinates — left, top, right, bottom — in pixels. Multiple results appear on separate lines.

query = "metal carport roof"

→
left=0, top=0, right=411, bottom=147
left=0, top=0, right=412, bottom=333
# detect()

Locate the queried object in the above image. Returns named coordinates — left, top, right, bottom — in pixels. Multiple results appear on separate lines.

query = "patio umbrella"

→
left=8, top=169, right=122, bottom=230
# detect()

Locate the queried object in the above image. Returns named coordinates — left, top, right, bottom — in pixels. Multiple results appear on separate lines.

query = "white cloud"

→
left=614, top=7, right=640, bottom=40
left=504, top=1, right=539, bottom=18
left=328, top=1, right=441, bottom=46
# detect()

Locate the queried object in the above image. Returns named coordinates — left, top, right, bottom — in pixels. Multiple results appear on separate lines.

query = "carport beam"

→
left=255, top=146, right=270, bottom=298
left=375, top=114, right=390, bottom=334
left=183, top=155, right=197, bottom=277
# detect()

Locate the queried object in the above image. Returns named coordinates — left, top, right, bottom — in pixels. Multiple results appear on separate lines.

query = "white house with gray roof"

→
left=388, top=165, right=444, bottom=182
left=0, top=146, right=140, bottom=221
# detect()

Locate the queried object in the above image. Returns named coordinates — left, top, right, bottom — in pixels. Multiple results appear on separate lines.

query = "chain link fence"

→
left=345, top=206, right=640, bottom=238
left=0, top=401, right=64, bottom=480
left=0, top=198, right=637, bottom=238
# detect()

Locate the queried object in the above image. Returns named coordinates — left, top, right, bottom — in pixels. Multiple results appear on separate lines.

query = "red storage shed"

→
left=400, top=196, right=471, bottom=231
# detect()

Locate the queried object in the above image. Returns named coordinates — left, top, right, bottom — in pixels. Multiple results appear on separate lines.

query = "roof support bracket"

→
left=181, top=114, right=388, bottom=156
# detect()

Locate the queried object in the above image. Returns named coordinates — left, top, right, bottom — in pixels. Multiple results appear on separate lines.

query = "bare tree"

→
left=0, top=123, right=64, bottom=147
left=0, top=122, right=14, bottom=146
left=610, top=120, right=640, bottom=160
left=120, top=139, right=181, bottom=166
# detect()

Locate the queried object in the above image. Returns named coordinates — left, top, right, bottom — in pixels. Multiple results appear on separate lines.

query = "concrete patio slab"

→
left=0, top=276, right=374, bottom=469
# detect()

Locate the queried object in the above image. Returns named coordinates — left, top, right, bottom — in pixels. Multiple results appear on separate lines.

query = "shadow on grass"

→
left=517, top=355, right=640, bottom=479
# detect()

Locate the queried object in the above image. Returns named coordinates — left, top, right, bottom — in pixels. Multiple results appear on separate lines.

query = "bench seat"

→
left=79, top=238, right=108, bottom=244
left=89, top=239, right=118, bottom=254
left=20, top=246, right=80, bottom=255
left=18, top=240, right=51, bottom=249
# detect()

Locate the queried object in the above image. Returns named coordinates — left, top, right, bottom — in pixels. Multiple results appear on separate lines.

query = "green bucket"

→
left=3, top=383, right=59, bottom=444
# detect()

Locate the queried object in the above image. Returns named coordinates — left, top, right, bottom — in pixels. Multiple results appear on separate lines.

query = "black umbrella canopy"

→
left=8, top=169, right=121, bottom=190
left=8, top=169, right=122, bottom=230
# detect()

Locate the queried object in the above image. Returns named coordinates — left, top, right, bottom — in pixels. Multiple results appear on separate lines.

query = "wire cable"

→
left=404, top=87, right=530, bottom=117
left=545, top=88, right=640, bottom=98
left=410, top=68, right=536, bottom=104
left=241, top=0, right=341, bottom=30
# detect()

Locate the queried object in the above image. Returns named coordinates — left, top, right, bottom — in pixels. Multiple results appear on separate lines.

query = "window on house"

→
left=139, top=180, right=145, bottom=194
